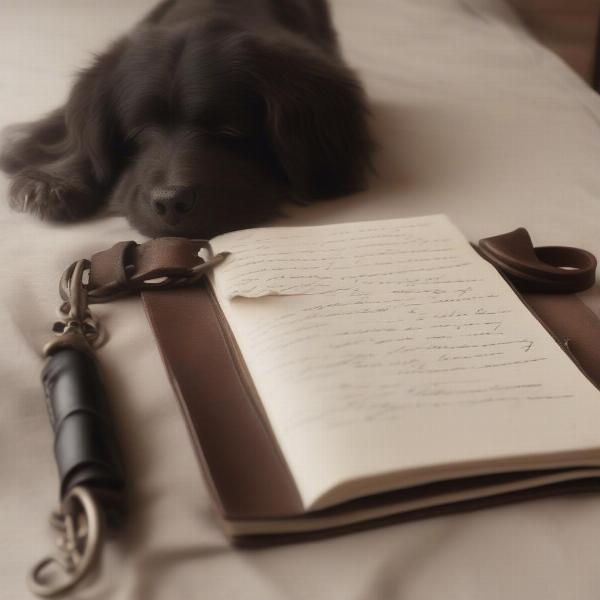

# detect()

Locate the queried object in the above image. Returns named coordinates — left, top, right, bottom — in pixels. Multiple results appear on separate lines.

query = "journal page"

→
left=210, top=216, right=600, bottom=510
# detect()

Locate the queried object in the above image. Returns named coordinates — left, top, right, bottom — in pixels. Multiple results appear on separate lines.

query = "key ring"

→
left=28, top=487, right=104, bottom=598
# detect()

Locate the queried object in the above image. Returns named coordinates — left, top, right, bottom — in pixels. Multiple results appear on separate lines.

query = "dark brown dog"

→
left=0, top=0, right=372, bottom=238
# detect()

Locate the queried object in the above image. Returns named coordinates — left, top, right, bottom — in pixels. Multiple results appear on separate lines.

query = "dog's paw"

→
left=8, top=169, right=98, bottom=222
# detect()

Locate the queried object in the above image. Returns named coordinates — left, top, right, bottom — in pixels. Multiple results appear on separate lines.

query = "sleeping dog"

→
left=0, top=0, right=372, bottom=238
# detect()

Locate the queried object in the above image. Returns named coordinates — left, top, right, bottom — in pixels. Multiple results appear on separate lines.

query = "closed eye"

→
left=125, top=125, right=145, bottom=142
left=212, top=126, right=247, bottom=139
left=181, top=126, right=248, bottom=143
left=125, top=125, right=163, bottom=145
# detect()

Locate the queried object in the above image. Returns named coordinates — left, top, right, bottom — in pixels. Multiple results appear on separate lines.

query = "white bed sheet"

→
left=2, top=1, right=600, bottom=598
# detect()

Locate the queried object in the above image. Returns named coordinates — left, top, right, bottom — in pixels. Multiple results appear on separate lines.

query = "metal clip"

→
left=44, top=260, right=105, bottom=355
left=28, top=487, right=104, bottom=597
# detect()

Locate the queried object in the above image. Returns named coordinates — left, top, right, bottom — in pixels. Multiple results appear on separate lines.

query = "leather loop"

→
left=88, top=238, right=227, bottom=302
left=478, top=228, right=597, bottom=293
left=114, top=241, right=139, bottom=290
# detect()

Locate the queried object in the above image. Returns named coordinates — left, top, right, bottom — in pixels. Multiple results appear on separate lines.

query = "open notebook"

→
left=143, top=215, right=600, bottom=538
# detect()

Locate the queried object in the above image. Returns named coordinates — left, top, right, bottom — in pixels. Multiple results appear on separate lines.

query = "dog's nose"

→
left=150, top=186, right=197, bottom=225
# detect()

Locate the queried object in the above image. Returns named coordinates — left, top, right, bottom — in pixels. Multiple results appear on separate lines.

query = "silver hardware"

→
left=28, top=487, right=104, bottom=598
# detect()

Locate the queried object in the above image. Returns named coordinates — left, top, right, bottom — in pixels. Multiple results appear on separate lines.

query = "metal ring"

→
left=28, top=487, right=104, bottom=598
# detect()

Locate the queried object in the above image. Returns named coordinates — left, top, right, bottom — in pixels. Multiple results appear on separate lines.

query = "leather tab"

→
left=478, top=228, right=596, bottom=293
left=88, top=238, right=226, bottom=301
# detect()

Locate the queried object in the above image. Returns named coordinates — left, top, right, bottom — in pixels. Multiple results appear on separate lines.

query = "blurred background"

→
left=510, top=0, right=599, bottom=85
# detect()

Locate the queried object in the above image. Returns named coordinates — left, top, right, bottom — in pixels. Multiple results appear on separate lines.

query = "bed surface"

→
left=2, top=1, right=600, bottom=598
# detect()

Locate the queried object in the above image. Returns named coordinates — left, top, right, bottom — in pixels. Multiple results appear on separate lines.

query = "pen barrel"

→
left=42, top=347, right=124, bottom=500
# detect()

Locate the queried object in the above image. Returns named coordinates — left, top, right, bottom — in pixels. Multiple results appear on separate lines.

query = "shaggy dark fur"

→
left=0, top=0, right=372, bottom=238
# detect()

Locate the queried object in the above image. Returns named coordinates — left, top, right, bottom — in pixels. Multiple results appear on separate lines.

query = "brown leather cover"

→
left=234, top=477, right=600, bottom=546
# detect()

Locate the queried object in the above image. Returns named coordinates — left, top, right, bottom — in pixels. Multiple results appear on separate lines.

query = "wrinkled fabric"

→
left=2, top=1, right=600, bottom=599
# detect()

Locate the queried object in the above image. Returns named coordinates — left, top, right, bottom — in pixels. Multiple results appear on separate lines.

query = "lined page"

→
left=210, top=216, right=600, bottom=510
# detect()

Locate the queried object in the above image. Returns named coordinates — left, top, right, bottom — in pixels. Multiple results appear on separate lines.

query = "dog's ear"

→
left=0, top=109, right=66, bottom=175
left=260, top=41, right=372, bottom=199
left=231, top=34, right=372, bottom=200
left=0, top=39, right=127, bottom=222
left=0, top=41, right=124, bottom=184
left=62, top=40, right=126, bottom=186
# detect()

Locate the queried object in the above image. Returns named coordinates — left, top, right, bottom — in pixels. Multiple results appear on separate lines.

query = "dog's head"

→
left=102, top=22, right=372, bottom=237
